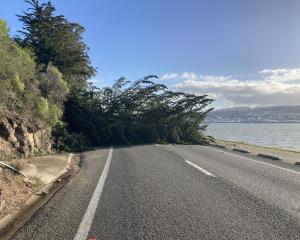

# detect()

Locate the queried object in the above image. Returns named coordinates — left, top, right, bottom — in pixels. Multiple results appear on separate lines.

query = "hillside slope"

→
left=205, top=106, right=300, bottom=123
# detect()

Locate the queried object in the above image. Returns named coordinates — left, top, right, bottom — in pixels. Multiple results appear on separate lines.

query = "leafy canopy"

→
left=0, top=18, right=68, bottom=127
left=17, top=0, right=95, bottom=88
left=60, top=76, right=213, bottom=148
left=2, top=0, right=214, bottom=151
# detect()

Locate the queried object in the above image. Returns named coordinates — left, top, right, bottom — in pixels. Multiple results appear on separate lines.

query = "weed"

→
left=27, top=176, right=44, bottom=191
left=0, top=151, right=16, bottom=162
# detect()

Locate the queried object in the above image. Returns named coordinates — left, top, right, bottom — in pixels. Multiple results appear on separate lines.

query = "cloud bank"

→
left=161, top=68, right=300, bottom=108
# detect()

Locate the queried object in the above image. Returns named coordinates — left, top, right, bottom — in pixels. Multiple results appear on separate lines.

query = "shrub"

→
left=39, top=64, right=69, bottom=105
left=14, top=74, right=25, bottom=93
left=27, top=176, right=44, bottom=191
left=52, top=123, right=89, bottom=152
left=0, top=19, right=36, bottom=113
left=34, top=97, right=49, bottom=117
left=47, top=104, right=63, bottom=127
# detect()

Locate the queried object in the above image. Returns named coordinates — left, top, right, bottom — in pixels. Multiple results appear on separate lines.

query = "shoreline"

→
left=214, top=139, right=300, bottom=165
left=215, top=139, right=300, bottom=153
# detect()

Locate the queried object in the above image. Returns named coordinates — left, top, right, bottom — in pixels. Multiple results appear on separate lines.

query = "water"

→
left=205, top=123, right=300, bottom=151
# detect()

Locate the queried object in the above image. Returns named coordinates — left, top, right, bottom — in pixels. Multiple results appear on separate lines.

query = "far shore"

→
left=214, top=139, right=300, bottom=165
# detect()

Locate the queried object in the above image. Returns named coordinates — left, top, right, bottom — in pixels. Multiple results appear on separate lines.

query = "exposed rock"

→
left=0, top=110, right=52, bottom=158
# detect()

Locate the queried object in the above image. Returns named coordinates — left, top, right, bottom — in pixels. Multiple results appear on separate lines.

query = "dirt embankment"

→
left=0, top=168, right=43, bottom=220
left=0, top=109, right=53, bottom=220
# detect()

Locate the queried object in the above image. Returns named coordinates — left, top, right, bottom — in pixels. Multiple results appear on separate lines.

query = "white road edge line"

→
left=185, top=159, right=217, bottom=177
left=74, top=147, right=113, bottom=240
left=204, top=146, right=300, bottom=175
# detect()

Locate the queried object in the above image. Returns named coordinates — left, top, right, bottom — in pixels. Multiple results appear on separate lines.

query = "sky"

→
left=1, top=0, right=300, bottom=109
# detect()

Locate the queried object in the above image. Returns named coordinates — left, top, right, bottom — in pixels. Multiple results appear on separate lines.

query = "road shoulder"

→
left=0, top=152, right=78, bottom=240
left=214, top=139, right=300, bottom=165
left=11, top=148, right=110, bottom=240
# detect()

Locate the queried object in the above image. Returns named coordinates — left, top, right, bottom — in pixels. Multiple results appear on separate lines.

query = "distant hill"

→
left=205, top=106, right=300, bottom=123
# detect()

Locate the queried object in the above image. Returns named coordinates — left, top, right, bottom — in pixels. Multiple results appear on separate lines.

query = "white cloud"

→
left=260, top=68, right=300, bottom=83
left=163, top=68, right=300, bottom=108
left=160, top=73, right=179, bottom=80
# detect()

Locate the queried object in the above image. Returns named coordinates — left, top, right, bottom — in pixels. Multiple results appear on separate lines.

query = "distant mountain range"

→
left=205, top=106, right=300, bottom=123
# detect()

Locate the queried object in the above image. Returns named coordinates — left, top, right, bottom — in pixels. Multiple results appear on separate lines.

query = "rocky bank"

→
left=0, top=110, right=52, bottom=158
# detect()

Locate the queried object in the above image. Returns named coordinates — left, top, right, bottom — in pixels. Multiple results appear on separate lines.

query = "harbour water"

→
left=206, top=123, right=300, bottom=151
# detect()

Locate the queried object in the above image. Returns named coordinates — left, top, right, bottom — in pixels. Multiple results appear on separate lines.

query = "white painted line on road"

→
left=185, top=159, right=217, bottom=177
left=204, top=146, right=300, bottom=176
left=74, top=147, right=113, bottom=240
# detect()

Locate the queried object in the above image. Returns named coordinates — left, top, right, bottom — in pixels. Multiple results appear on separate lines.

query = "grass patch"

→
left=26, top=176, right=44, bottom=191
left=0, top=151, right=16, bottom=162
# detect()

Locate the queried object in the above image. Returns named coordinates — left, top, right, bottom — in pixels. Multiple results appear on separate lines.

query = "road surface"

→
left=11, top=144, right=300, bottom=240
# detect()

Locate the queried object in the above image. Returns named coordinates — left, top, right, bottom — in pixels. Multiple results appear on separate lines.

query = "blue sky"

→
left=2, top=0, right=300, bottom=108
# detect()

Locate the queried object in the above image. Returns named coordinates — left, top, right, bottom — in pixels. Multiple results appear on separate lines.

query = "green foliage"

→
left=34, top=96, right=49, bottom=118
left=52, top=123, right=89, bottom=152
left=32, top=97, right=63, bottom=126
left=64, top=76, right=213, bottom=148
left=0, top=23, right=35, bottom=84
left=0, top=18, right=67, bottom=130
left=0, top=151, right=16, bottom=162
left=14, top=74, right=25, bottom=92
left=0, top=19, right=8, bottom=38
left=39, top=64, right=69, bottom=105
left=17, top=0, right=95, bottom=89
left=47, top=104, right=63, bottom=126
left=28, top=176, right=44, bottom=191
left=0, top=18, right=36, bottom=112
left=1, top=2, right=214, bottom=153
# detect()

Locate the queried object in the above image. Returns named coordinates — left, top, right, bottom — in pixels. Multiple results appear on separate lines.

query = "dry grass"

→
left=0, top=168, right=34, bottom=219
left=0, top=151, right=28, bottom=172
left=0, top=151, right=16, bottom=162
left=11, top=158, right=28, bottom=171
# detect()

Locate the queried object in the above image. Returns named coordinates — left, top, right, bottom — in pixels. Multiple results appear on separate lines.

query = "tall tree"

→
left=17, top=0, right=95, bottom=88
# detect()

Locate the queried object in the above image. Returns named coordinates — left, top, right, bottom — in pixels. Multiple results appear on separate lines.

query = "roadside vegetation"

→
left=0, top=19, right=67, bottom=128
left=0, top=0, right=213, bottom=152
left=0, top=169, right=39, bottom=219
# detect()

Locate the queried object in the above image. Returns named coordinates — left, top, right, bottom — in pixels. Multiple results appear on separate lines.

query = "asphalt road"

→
left=10, top=144, right=300, bottom=240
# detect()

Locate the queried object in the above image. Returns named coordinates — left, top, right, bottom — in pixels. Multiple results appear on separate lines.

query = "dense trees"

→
left=17, top=0, right=95, bottom=89
left=60, top=76, right=213, bottom=149
left=1, top=0, right=213, bottom=151
left=0, top=19, right=35, bottom=112
left=0, top=19, right=66, bottom=127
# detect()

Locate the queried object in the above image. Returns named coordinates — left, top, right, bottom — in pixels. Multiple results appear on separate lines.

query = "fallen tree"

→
left=56, top=76, right=214, bottom=150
